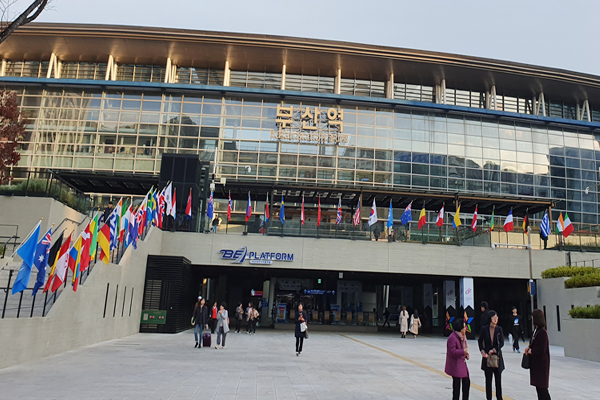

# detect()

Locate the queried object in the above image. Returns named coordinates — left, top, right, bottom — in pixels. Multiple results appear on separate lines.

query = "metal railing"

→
left=0, top=170, right=91, bottom=214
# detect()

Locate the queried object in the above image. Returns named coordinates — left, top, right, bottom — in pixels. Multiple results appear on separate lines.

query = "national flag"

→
left=158, top=190, right=165, bottom=229
left=368, top=199, right=378, bottom=226
left=471, top=205, right=478, bottom=232
left=129, top=209, right=139, bottom=250
left=119, top=199, right=128, bottom=242
left=540, top=211, right=550, bottom=240
left=79, top=223, right=91, bottom=272
left=279, top=194, right=285, bottom=224
left=70, top=236, right=83, bottom=291
left=135, top=205, right=144, bottom=241
left=227, top=192, right=232, bottom=221
left=246, top=192, right=252, bottom=222
left=336, top=198, right=342, bottom=225
left=522, top=212, right=529, bottom=235
left=452, top=205, right=461, bottom=229
left=90, top=213, right=100, bottom=259
left=164, top=182, right=173, bottom=217
left=146, top=188, right=155, bottom=228
left=114, top=198, right=123, bottom=236
left=43, top=231, right=63, bottom=294
left=50, top=235, right=72, bottom=293
left=563, top=212, right=574, bottom=238
left=556, top=213, right=564, bottom=235
left=317, top=196, right=321, bottom=227
left=436, top=205, right=445, bottom=227
left=418, top=206, right=426, bottom=229
left=301, top=195, right=305, bottom=225
left=264, top=193, right=269, bottom=222
left=152, top=190, right=160, bottom=226
left=171, top=188, right=176, bottom=219
left=68, top=235, right=81, bottom=273
left=386, top=201, right=393, bottom=229
left=353, top=198, right=361, bottom=227
left=401, top=201, right=412, bottom=226
left=490, top=205, right=495, bottom=231
left=98, top=223, right=111, bottom=265
left=12, top=220, right=42, bottom=295
left=31, top=228, right=53, bottom=297
left=186, top=188, right=192, bottom=219
left=504, top=209, right=514, bottom=232
left=109, top=211, right=118, bottom=250
left=207, top=191, right=214, bottom=220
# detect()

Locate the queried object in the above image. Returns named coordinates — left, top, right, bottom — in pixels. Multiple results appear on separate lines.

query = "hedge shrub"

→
left=565, top=271, right=600, bottom=288
left=541, top=266, right=597, bottom=279
left=569, top=304, right=600, bottom=319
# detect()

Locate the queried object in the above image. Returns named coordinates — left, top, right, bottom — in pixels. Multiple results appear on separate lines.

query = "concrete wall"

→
left=0, top=227, right=161, bottom=370
left=159, top=232, right=566, bottom=279
left=537, top=277, right=600, bottom=347
left=0, top=196, right=87, bottom=249
left=562, top=318, right=600, bottom=363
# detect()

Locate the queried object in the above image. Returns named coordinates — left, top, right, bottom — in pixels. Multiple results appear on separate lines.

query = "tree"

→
left=0, top=0, right=49, bottom=45
left=0, top=89, right=27, bottom=184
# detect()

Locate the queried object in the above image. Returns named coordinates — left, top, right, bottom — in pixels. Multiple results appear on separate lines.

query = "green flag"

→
left=89, top=213, right=99, bottom=260
left=490, top=206, right=495, bottom=231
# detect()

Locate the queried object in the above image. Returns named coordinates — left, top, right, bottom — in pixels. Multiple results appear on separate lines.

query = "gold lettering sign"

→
left=272, top=105, right=348, bottom=145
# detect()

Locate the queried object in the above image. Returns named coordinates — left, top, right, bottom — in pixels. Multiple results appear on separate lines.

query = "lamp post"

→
left=527, top=225, right=535, bottom=334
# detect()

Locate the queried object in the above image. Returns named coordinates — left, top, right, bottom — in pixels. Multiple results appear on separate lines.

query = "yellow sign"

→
left=271, top=105, right=349, bottom=144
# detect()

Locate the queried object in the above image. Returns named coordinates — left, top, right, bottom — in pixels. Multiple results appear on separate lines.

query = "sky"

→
left=7, top=0, right=600, bottom=75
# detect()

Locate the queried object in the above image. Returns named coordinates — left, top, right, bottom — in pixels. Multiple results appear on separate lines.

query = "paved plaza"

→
left=0, top=329, right=597, bottom=400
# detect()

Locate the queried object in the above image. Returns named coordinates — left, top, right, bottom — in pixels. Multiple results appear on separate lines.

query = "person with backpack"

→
left=191, top=297, right=208, bottom=348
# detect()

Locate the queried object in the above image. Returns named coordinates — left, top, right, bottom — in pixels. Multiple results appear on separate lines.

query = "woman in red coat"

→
left=525, top=309, right=551, bottom=400
left=445, top=318, right=470, bottom=400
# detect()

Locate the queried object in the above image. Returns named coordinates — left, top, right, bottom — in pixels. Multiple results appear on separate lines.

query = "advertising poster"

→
left=331, top=305, right=341, bottom=323
left=277, top=304, right=287, bottom=323
left=358, top=312, right=363, bottom=324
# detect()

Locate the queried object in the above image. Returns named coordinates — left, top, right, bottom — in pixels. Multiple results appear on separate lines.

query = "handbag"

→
left=521, top=353, right=530, bottom=369
left=487, top=354, right=499, bottom=369
left=300, top=322, right=307, bottom=332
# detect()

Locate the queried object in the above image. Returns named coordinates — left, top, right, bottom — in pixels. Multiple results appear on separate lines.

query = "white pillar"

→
left=386, top=73, right=394, bottom=99
left=46, top=53, right=56, bottom=79
left=55, top=60, right=62, bottom=79
left=436, top=79, right=446, bottom=104
left=105, top=55, right=114, bottom=81
left=539, top=93, right=546, bottom=116
left=223, top=60, right=230, bottom=86
left=111, top=62, right=118, bottom=81
left=171, top=64, right=177, bottom=83
left=0, top=59, right=6, bottom=77
left=335, top=68, right=341, bottom=94
left=490, top=86, right=497, bottom=110
left=281, top=64, right=286, bottom=90
left=164, top=58, right=172, bottom=83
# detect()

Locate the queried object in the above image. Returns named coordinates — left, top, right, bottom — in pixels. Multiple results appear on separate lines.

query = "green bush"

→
left=569, top=304, right=600, bottom=319
left=541, top=266, right=597, bottom=279
left=565, top=271, right=600, bottom=288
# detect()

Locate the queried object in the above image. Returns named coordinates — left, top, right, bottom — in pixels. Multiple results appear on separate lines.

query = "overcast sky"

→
left=9, top=0, right=600, bottom=75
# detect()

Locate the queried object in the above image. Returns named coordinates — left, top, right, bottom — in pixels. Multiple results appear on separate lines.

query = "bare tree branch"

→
left=0, top=0, right=49, bottom=45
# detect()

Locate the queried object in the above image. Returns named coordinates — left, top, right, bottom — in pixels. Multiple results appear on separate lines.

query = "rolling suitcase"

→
left=202, top=332, right=211, bottom=348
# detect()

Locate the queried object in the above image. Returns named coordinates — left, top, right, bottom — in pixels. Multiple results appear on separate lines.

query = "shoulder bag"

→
left=522, top=329, right=537, bottom=369
left=300, top=322, right=307, bottom=332
left=487, top=354, right=499, bottom=369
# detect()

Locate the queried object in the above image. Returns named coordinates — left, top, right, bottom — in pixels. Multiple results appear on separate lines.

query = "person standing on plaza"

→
left=383, top=308, right=391, bottom=327
left=525, top=309, right=551, bottom=400
left=480, top=301, right=491, bottom=329
left=102, top=201, right=113, bottom=224
left=445, top=319, right=470, bottom=400
left=409, top=309, right=422, bottom=339
left=399, top=306, right=409, bottom=338
left=511, top=307, right=525, bottom=353
left=215, top=302, right=229, bottom=349
left=211, top=215, right=219, bottom=233
left=295, top=303, right=308, bottom=356
left=210, top=301, right=218, bottom=334
left=192, top=297, right=208, bottom=348
left=251, top=307, right=259, bottom=334
left=246, top=302, right=254, bottom=334
left=235, top=302, right=243, bottom=333
left=478, top=310, right=504, bottom=400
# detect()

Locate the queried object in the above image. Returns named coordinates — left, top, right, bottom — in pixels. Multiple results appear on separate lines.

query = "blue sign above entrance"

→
left=219, top=246, right=294, bottom=265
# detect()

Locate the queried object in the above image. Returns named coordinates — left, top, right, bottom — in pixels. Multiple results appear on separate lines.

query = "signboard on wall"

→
left=271, top=105, right=349, bottom=144
left=459, top=278, right=474, bottom=309
left=277, top=304, right=287, bottom=322
left=444, top=281, right=456, bottom=309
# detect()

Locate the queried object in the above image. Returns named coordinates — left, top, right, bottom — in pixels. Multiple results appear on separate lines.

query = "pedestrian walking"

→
left=211, top=216, right=219, bottom=233
left=215, top=302, right=229, bottom=349
left=235, top=302, right=243, bottom=333
left=191, top=296, right=208, bottom=348
left=480, top=301, right=491, bottom=329
left=525, top=309, right=551, bottom=400
left=373, top=227, right=380, bottom=241
left=251, top=307, right=259, bottom=334
left=246, top=302, right=254, bottom=334
left=409, top=309, right=422, bottom=339
left=295, top=303, right=308, bottom=356
left=383, top=308, right=391, bottom=327
left=210, top=302, right=218, bottom=334
left=478, top=310, right=504, bottom=400
left=399, top=306, right=409, bottom=338
left=511, top=307, right=525, bottom=353
left=445, top=319, right=470, bottom=400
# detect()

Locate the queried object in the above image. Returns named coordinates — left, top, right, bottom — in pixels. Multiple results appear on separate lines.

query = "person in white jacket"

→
left=215, top=302, right=230, bottom=349
left=399, top=306, right=409, bottom=338
left=409, top=309, right=422, bottom=339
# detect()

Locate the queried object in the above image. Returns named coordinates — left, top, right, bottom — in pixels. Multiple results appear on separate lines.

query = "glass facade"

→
left=11, top=85, right=600, bottom=224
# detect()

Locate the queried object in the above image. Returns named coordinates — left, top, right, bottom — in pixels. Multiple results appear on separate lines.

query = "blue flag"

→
left=540, top=211, right=550, bottom=240
left=207, top=191, right=214, bottom=220
left=386, top=201, right=393, bottom=229
left=31, top=228, right=52, bottom=297
left=401, top=202, right=413, bottom=226
left=12, top=221, right=42, bottom=295
left=280, top=195, right=285, bottom=224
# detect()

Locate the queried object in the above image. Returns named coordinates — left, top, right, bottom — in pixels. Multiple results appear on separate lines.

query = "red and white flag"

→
left=301, top=195, right=305, bottom=225
left=171, top=188, right=176, bottom=219
left=504, top=209, right=514, bottom=232
left=185, top=188, right=192, bottom=219
left=50, top=235, right=72, bottom=293
left=471, top=205, right=478, bottom=232
left=317, top=196, right=321, bottom=227
left=227, top=192, right=232, bottom=221
left=436, top=205, right=445, bottom=227
left=353, top=198, right=361, bottom=227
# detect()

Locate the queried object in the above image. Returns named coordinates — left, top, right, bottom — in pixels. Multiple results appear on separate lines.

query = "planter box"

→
left=563, top=318, right=600, bottom=363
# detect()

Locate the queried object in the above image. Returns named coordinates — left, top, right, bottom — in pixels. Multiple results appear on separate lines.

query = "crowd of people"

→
left=445, top=301, right=551, bottom=400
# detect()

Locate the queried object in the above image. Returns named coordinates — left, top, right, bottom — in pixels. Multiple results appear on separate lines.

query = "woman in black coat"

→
left=525, top=309, right=551, bottom=400
left=295, top=303, right=308, bottom=356
left=478, top=310, right=505, bottom=400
